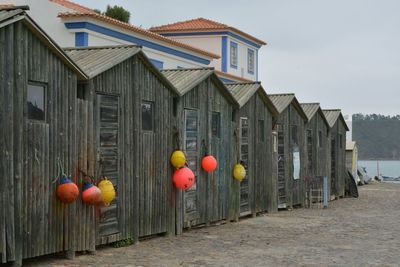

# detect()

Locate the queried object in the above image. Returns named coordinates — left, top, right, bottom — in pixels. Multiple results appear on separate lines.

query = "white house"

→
left=1, top=0, right=265, bottom=82
left=150, top=18, right=266, bottom=83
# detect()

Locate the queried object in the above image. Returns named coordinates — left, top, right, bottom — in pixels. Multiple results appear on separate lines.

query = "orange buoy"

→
left=82, top=182, right=102, bottom=205
left=201, top=155, right=217, bottom=172
left=56, top=176, right=79, bottom=203
left=172, top=167, right=195, bottom=190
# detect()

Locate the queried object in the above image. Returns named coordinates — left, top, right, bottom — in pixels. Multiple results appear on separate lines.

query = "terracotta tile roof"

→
left=50, top=0, right=96, bottom=13
left=58, top=12, right=220, bottom=59
left=0, top=4, right=15, bottom=9
left=214, top=70, right=253, bottom=83
left=150, top=17, right=266, bottom=46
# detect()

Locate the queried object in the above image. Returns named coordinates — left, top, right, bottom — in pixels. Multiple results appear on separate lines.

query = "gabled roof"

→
left=300, top=103, right=330, bottom=127
left=49, top=0, right=96, bottom=13
left=0, top=6, right=87, bottom=80
left=226, top=82, right=278, bottom=116
left=214, top=70, right=253, bottom=83
left=268, top=93, right=307, bottom=121
left=160, top=68, right=238, bottom=107
left=57, top=12, right=220, bottom=60
left=322, top=109, right=350, bottom=131
left=346, top=141, right=356, bottom=151
left=150, top=17, right=266, bottom=46
left=64, top=45, right=178, bottom=95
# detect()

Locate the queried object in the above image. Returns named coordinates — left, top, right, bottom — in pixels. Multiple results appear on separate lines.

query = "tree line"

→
left=352, top=113, right=400, bottom=160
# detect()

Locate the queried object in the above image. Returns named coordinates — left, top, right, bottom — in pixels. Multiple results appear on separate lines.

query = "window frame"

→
left=212, top=111, right=221, bottom=138
left=247, top=48, right=255, bottom=74
left=27, top=81, right=47, bottom=122
left=230, top=41, right=238, bottom=69
left=258, top=119, right=265, bottom=142
left=141, top=100, right=154, bottom=132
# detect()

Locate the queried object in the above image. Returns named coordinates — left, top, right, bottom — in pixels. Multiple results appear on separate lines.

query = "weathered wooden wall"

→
left=328, top=119, right=347, bottom=198
left=0, top=20, right=79, bottom=263
left=85, top=55, right=176, bottom=243
left=275, top=104, right=306, bottom=208
left=305, top=111, right=330, bottom=179
left=175, top=76, right=235, bottom=231
left=232, top=92, right=275, bottom=218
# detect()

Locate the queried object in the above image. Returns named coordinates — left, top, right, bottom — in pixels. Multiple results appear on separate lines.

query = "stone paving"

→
left=22, top=183, right=400, bottom=267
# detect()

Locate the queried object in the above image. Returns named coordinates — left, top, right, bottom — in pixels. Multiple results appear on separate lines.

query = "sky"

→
left=74, top=0, right=400, bottom=116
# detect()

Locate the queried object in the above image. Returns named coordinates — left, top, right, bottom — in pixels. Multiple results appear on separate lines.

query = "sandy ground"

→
left=21, top=182, right=400, bottom=267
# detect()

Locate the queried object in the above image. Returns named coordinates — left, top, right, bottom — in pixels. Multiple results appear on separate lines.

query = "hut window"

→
left=291, top=125, right=298, bottom=146
left=258, top=120, right=265, bottom=142
left=173, top=97, right=178, bottom=117
left=212, top=112, right=221, bottom=138
left=141, top=101, right=154, bottom=131
left=77, top=83, right=88, bottom=99
left=339, top=134, right=343, bottom=148
left=318, top=130, right=323, bottom=147
left=27, top=83, right=46, bottom=121
left=231, top=109, right=236, bottom=122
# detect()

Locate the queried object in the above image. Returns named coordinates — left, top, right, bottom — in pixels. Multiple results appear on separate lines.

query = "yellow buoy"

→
left=233, top=164, right=246, bottom=182
left=98, top=178, right=116, bottom=206
left=170, top=150, right=186, bottom=169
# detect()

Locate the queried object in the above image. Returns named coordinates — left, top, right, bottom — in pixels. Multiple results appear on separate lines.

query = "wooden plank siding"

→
left=232, top=92, right=276, bottom=218
left=274, top=104, right=307, bottom=208
left=175, top=76, right=235, bottom=231
left=0, top=20, right=80, bottom=264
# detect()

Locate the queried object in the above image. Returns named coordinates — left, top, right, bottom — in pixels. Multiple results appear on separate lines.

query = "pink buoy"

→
left=82, top=182, right=102, bottom=205
left=201, top=155, right=217, bottom=172
left=173, top=167, right=195, bottom=190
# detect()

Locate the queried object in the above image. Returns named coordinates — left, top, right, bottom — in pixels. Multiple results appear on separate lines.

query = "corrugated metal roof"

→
left=323, top=109, right=341, bottom=128
left=322, top=109, right=349, bottom=130
left=160, top=68, right=214, bottom=96
left=300, top=103, right=320, bottom=121
left=64, top=45, right=142, bottom=78
left=0, top=7, right=25, bottom=27
left=160, top=68, right=238, bottom=106
left=226, top=82, right=278, bottom=115
left=268, top=93, right=307, bottom=121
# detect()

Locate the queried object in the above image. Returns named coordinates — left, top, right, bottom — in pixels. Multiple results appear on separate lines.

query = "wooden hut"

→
left=160, top=68, right=238, bottom=232
left=323, top=110, right=349, bottom=198
left=300, top=103, right=330, bottom=179
left=0, top=6, right=87, bottom=265
left=346, top=141, right=359, bottom=183
left=226, top=82, right=279, bottom=217
left=64, top=45, right=179, bottom=245
left=268, top=94, right=308, bottom=209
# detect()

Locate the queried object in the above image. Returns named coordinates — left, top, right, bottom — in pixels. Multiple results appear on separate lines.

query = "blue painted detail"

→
left=256, top=49, right=259, bottom=81
left=247, top=48, right=255, bottom=75
left=230, top=41, right=238, bottom=69
left=75, top=32, right=88, bottom=47
left=149, top=58, right=164, bottom=69
left=65, top=22, right=212, bottom=65
left=221, top=36, right=228, bottom=72
left=177, top=66, right=184, bottom=69
left=161, top=31, right=263, bottom=49
left=218, top=77, right=236, bottom=84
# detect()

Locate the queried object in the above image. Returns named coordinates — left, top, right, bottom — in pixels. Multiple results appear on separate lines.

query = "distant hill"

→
left=352, top=114, right=400, bottom=160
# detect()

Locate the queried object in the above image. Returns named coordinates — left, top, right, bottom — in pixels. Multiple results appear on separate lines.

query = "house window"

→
left=27, top=83, right=46, bottom=121
left=212, top=112, right=221, bottom=138
left=248, top=49, right=255, bottom=74
left=258, top=120, right=265, bottom=142
left=230, top=41, right=238, bottom=68
left=318, top=130, right=323, bottom=148
left=142, top=101, right=154, bottom=131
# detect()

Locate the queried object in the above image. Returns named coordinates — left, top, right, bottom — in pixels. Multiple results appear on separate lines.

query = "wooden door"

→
left=239, top=117, right=251, bottom=216
left=97, top=94, right=120, bottom=237
left=277, top=124, right=286, bottom=208
left=183, top=109, right=200, bottom=225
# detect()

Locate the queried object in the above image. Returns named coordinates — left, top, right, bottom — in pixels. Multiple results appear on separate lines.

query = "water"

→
left=358, top=160, right=400, bottom=178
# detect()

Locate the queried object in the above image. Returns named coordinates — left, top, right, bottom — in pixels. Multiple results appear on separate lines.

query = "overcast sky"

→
left=75, top=0, right=400, bottom=116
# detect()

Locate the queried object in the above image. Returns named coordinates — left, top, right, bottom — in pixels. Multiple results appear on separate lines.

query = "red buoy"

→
left=173, top=167, right=195, bottom=190
left=201, top=155, right=217, bottom=172
left=56, top=176, right=79, bottom=203
left=82, top=182, right=102, bottom=205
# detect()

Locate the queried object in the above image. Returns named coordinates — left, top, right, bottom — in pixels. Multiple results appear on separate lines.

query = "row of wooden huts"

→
left=0, top=7, right=349, bottom=265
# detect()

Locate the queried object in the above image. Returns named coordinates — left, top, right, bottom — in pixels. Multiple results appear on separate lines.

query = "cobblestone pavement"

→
left=22, top=183, right=400, bottom=267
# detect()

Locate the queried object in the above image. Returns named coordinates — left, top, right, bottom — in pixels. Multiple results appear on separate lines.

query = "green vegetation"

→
left=352, top=114, right=400, bottom=160
left=111, top=238, right=134, bottom=248
left=94, top=5, right=131, bottom=23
